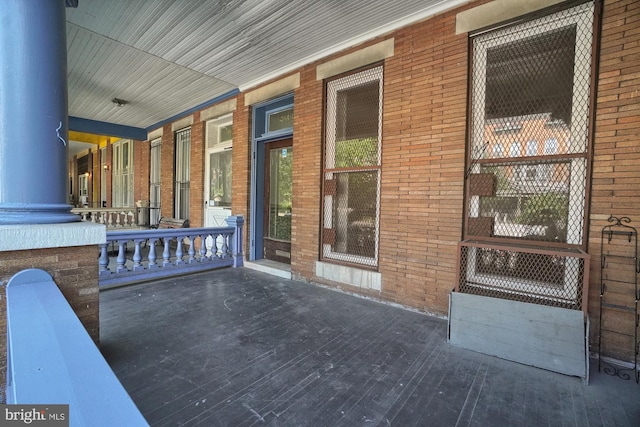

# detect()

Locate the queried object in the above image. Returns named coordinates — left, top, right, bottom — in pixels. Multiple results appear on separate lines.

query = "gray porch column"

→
left=0, top=0, right=78, bottom=224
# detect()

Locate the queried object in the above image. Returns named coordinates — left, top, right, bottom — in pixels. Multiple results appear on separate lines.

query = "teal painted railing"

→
left=5, top=269, right=148, bottom=426
left=99, top=215, right=244, bottom=288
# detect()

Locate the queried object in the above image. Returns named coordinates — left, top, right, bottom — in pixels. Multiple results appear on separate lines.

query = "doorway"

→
left=263, top=139, right=292, bottom=264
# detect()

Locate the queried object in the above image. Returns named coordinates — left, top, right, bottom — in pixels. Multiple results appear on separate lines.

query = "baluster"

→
left=98, top=243, right=110, bottom=275
left=107, top=212, right=114, bottom=228
left=132, top=239, right=143, bottom=271
left=163, top=237, right=171, bottom=267
left=210, top=233, right=218, bottom=259
left=115, top=212, right=123, bottom=227
left=148, top=238, right=158, bottom=268
left=205, top=234, right=213, bottom=258
left=220, top=233, right=229, bottom=258
left=116, top=241, right=128, bottom=273
left=188, top=236, right=196, bottom=263
left=128, top=211, right=135, bottom=227
left=175, top=237, right=184, bottom=264
left=91, top=211, right=98, bottom=223
left=199, top=235, right=207, bottom=261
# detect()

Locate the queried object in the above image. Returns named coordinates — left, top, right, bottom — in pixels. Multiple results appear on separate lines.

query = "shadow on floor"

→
left=100, top=268, right=640, bottom=426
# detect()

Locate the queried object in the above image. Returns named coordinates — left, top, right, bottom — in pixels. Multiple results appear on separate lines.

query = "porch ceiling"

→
left=66, top=0, right=465, bottom=132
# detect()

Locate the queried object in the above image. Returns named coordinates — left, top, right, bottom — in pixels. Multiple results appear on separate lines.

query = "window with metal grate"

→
left=322, top=65, right=383, bottom=268
left=460, top=2, right=596, bottom=309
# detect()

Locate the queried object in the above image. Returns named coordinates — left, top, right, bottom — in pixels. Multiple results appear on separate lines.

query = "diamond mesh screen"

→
left=322, top=66, right=382, bottom=267
left=466, top=3, right=593, bottom=246
left=460, top=3, right=594, bottom=307
left=458, top=243, right=587, bottom=310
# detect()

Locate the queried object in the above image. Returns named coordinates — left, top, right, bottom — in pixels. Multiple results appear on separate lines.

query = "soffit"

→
left=66, top=0, right=465, bottom=130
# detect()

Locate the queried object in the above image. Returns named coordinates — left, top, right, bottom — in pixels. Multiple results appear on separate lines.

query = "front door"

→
left=204, top=148, right=232, bottom=255
left=263, top=139, right=292, bottom=264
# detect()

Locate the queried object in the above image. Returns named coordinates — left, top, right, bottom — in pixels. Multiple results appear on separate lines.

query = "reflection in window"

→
left=544, top=138, right=559, bottom=154
left=209, top=151, right=232, bottom=207
left=509, top=141, right=520, bottom=157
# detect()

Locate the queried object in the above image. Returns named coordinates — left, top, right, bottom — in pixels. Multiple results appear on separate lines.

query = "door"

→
left=204, top=144, right=232, bottom=256
left=263, top=139, right=292, bottom=264
left=205, top=149, right=232, bottom=227
left=78, top=173, right=88, bottom=207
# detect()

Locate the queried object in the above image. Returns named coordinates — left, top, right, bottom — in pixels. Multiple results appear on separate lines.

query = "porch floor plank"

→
left=100, top=269, right=640, bottom=426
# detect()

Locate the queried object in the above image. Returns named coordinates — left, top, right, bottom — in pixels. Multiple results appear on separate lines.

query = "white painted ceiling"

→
left=66, top=0, right=463, bottom=131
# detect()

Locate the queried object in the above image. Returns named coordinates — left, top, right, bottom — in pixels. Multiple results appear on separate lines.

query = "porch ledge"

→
left=0, top=222, right=106, bottom=251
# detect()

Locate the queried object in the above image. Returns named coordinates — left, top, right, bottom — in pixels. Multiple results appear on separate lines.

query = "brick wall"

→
left=276, top=8, right=468, bottom=315
left=190, top=113, right=205, bottom=227
left=290, top=67, right=323, bottom=279
left=108, top=0, right=637, bottom=362
left=133, top=139, right=150, bottom=206
left=160, top=124, right=175, bottom=219
left=378, top=11, right=467, bottom=315
left=232, top=96, right=252, bottom=247
left=588, top=0, right=640, bottom=361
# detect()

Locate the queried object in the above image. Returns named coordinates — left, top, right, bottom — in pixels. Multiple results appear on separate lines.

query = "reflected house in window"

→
left=479, top=113, right=572, bottom=242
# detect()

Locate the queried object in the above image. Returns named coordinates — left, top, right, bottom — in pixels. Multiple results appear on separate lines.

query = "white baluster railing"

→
left=72, top=208, right=139, bottom=228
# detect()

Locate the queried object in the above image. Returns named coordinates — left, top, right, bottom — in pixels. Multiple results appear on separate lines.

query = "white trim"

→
left=0, top=222, right=106, bottom=251
left=147, top=127, right=163, bottom=141
left=316, top=38, right=394, bottom=81
left=456, top=0, right=566, bottom=35
left=171, top=116, right=194, bottom=132
left=244, top=73, right=300, bottom=106
left=201, top=99, right=237, bottom=122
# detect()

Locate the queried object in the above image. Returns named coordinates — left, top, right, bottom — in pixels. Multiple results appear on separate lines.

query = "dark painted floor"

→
left=100, top=268, right=640, bottom=427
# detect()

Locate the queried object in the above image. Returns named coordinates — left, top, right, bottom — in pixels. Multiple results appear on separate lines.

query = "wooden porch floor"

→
left=100, top=268, right=640, bottom=426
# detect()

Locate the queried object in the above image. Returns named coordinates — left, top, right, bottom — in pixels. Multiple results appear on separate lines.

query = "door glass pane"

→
left=268, top=147, right=292, bottom=241
left=209, top=151, right=232, bottom=207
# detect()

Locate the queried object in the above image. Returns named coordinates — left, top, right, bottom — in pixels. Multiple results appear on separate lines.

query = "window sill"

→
left=315, top=261, right=381, bottom=291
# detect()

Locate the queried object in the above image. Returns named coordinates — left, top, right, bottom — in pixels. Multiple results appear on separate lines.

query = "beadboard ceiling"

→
left=66, top=0, right=464, bottom=132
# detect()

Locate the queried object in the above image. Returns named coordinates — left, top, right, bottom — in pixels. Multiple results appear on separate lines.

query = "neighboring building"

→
left=47, top=0, right=640, bottom=370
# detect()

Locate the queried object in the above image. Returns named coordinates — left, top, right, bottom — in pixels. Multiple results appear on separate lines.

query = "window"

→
left=544, top=138, right=559, bottom=155
left=149, top=138, right=161, bottom=224
left=509, top=141, right=520, bottom=157
left=174, top=128, right=191, bottom=220
left=461, top=3, right=595, bottom=306
left=526, top=140, right=537, bottom=156
left=267, top=107, right=293, bottom=133
left=322, top=65, right=382, bottom=267
left=206, top=116, right=233, bottom=208
left=112, top=139, right=134, bottom=208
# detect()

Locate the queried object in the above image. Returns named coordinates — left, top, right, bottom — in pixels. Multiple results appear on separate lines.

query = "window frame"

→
left=174, top=127, right=191, bottom=220
left=149, top=137, right=162, bottom=224
left=461, top=2, right=596, bottom=301
left=465, top=3, right=594, bottom=250
left=111, top=139, right=134, bottom=208
left=205, top=114, right=233, bottom=208
left=321, top=64, right=383, bottom=269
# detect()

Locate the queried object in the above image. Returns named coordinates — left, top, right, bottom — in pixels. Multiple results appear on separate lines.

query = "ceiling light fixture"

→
left=111, top=98, right=127, bottom=107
